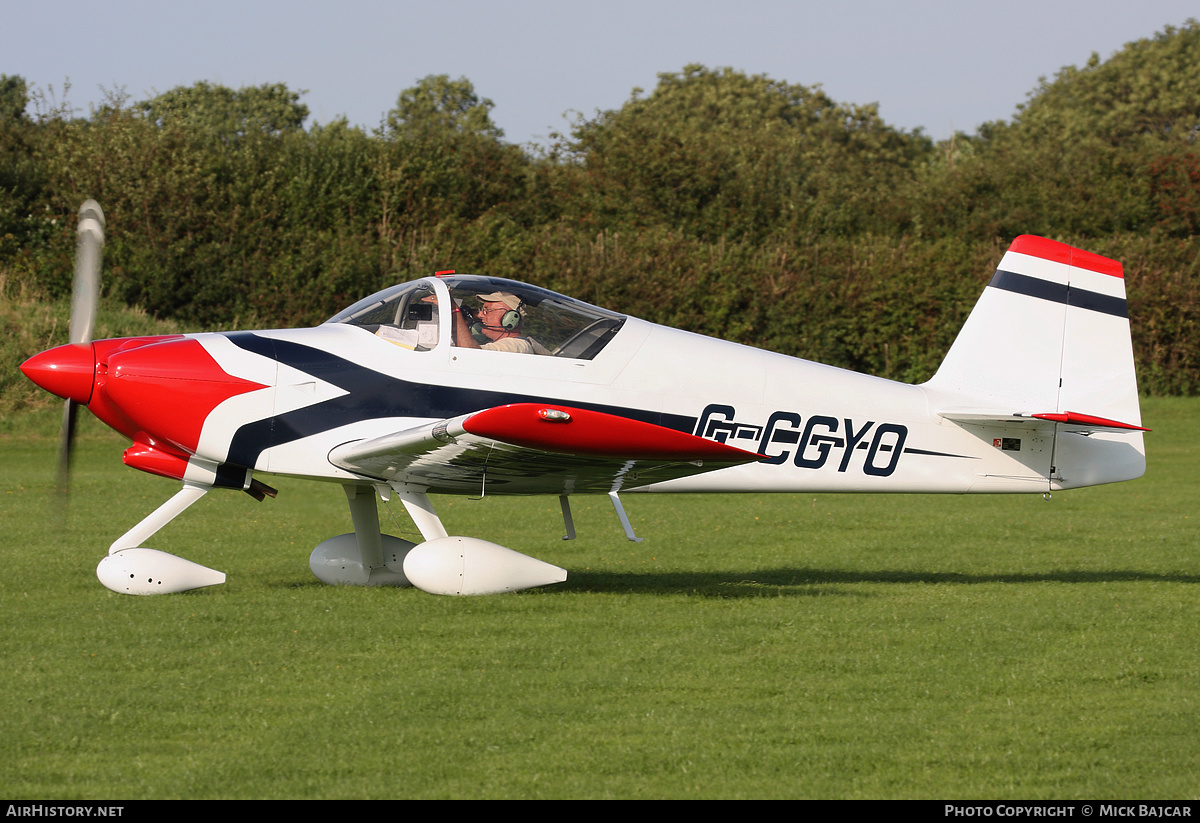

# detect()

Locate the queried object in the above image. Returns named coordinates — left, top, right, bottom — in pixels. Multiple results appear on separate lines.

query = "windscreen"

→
left=328, top=275, right=626, bottom=360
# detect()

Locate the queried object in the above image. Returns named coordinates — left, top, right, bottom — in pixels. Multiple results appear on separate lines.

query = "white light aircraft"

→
left=21, top=202, right=1146, bottom=596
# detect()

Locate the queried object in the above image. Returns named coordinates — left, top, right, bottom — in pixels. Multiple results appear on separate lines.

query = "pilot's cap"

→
left=479, top=292, right=524, bottom=313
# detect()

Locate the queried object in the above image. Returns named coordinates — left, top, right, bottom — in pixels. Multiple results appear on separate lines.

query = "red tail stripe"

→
left=1009, top=236, right=1124, bottom=279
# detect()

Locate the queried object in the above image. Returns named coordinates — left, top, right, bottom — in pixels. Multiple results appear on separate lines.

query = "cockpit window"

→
left=326, top=280, right=440, bottom=350
left=327, top=275, right=626, bottom=360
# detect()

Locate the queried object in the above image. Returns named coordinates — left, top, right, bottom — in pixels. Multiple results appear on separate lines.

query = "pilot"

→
left=453, top=291, right=535, bottom=354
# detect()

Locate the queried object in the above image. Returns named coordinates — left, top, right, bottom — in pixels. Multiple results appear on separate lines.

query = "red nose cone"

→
left=20, top=343, right=96, bottom=404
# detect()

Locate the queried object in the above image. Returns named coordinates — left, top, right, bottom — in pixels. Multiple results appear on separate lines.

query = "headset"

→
left=467, top=299, right=524, bottom=337
left=493, top=304, right=524, bottom=332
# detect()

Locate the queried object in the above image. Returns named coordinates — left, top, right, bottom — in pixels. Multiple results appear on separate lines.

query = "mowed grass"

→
left=0, top=398, right=1196, bottom=799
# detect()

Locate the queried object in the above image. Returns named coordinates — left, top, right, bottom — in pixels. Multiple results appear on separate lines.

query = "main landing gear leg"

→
left=308, top=484, right=414, bottom=587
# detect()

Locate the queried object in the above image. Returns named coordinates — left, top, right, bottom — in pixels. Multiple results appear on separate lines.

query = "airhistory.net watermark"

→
left=6, top=807, right=124, bottom=817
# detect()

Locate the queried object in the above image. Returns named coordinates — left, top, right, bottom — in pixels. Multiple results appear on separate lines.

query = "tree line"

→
left=1, top=22, right=1197, bottom=393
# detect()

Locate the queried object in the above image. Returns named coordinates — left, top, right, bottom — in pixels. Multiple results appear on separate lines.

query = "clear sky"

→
left=4, top=0, right=1197, bottom=146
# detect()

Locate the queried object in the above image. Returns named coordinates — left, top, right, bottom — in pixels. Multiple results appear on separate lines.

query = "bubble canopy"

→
left=326, top=274, right=627, bottom=360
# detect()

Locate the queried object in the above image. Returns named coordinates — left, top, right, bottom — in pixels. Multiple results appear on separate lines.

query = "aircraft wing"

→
left=328, top=403, right=764, bottom=495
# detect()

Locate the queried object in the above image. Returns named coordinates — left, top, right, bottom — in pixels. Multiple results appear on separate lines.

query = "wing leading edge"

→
left=328, top=403, right=764, bottom=495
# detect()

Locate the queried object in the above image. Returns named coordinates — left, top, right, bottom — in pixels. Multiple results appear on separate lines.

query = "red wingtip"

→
left=463, top=404, right=764, bottom=462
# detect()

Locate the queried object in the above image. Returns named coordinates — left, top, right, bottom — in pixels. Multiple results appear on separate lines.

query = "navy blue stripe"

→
left=902, top=447, right=977, bottom=460
left=222, top=332, right=697, bottom=469
left=988, top=270, right=1127, bottom=318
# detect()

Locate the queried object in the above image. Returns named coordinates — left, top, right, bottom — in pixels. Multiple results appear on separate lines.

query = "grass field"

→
left=1, top=398, right=1196, bottom=799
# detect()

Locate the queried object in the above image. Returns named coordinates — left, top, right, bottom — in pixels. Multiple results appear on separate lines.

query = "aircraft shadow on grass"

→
left=275, top=566, right=1200, bottom=598
left=555, top=567, right=1200, bottom=597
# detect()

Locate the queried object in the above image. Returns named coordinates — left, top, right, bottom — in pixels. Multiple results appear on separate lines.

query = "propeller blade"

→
left=56, top=399, right=78, bottom=493
left=57, top=200, right=105, bottom=496
left=70, top=199, right=104, bottom=346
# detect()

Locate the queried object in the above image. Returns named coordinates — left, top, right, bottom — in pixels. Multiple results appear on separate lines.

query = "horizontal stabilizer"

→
left=939, top=410, right=1149, bottom=433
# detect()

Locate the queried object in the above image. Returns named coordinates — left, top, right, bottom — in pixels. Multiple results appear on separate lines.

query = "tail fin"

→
left=925, top=235, right=1145, bottom=488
